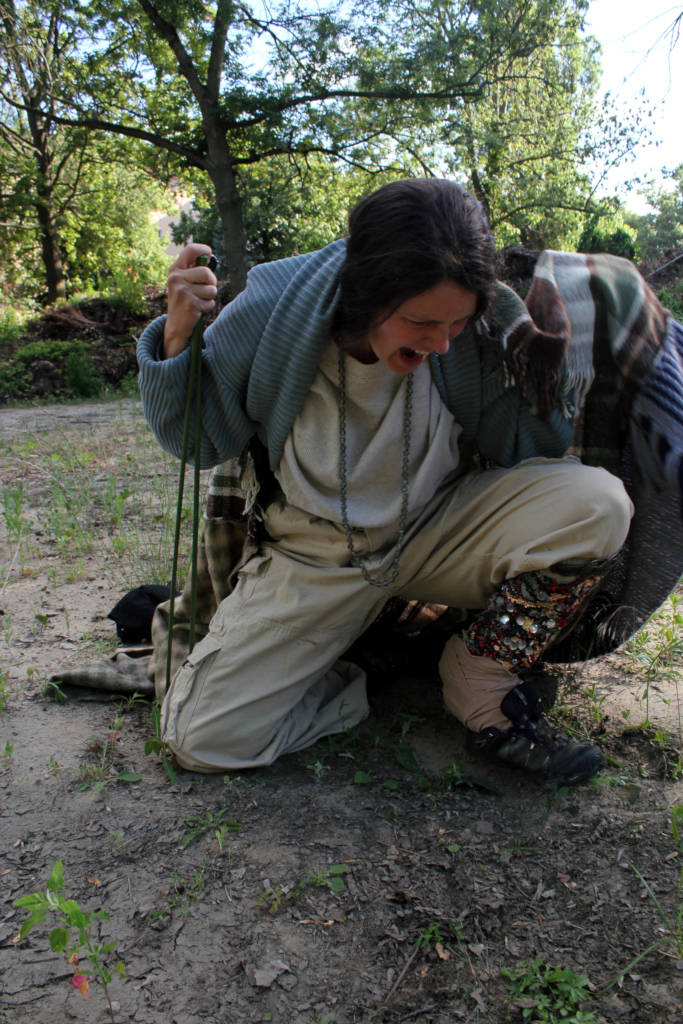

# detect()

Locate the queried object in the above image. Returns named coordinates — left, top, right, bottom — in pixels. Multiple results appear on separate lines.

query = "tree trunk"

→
left=206, top=133, right=247, bottom=297
left=35, top=173, right=66, bottom=304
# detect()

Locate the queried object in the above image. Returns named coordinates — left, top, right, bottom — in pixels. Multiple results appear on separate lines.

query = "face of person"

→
left=367, top=280, right=479, bottom=375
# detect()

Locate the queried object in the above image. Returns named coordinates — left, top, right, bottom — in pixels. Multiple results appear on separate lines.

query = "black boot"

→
left=467, top=680, right=606, bottom=789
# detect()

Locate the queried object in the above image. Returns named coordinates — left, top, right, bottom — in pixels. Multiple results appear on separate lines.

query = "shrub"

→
left=658, top=280, right=683, bottom=321
left=64, top=349, right=103, bottom=398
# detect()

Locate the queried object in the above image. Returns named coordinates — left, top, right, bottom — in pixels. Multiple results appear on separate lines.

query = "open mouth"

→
left=399, top=347, right=428, bottom=364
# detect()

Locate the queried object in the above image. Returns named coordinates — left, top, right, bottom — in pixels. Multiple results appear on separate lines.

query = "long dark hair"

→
left=334, top=178, right=496, bottom=340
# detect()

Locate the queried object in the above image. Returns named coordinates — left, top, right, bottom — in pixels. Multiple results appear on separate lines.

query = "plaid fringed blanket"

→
left=54, top=252, right=683, bottom=697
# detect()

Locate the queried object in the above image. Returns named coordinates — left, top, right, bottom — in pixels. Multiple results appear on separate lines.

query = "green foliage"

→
left=173, top=157, right=396, bottom=267
left=64, top=349, right=103, bottom=398
left=62, top=160, right=172, bottom=308
left=658, top=280, right=683, bottom=321
left=578, top=223, right=637, bottom=260
left=501, top=957, right=596, bottom=1023
left=14, top=861, right=125, bottom=1023
left=626, top=165, right=683, bottom=263
left=14, top=339, right=82, bottom=365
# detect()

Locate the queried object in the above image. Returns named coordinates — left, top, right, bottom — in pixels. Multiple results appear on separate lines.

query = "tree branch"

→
left=0, top=89, right=207, bottom=166
left=135, top=0, right=209, bottom=110
left=207, top=0, right=233, bottom=100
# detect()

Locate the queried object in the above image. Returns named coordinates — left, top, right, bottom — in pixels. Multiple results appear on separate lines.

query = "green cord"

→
left=165, top=255, right=208, bottom=695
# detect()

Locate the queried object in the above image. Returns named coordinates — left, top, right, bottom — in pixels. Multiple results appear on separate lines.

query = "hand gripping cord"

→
left=165, top=253, right=210, bottom=696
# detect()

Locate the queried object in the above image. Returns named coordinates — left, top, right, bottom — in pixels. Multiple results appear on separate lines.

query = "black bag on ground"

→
left=108, top=585, right=175, bottom=644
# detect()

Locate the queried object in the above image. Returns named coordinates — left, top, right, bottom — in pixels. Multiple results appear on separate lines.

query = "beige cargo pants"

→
left=161, top=458, right=632, bottom=771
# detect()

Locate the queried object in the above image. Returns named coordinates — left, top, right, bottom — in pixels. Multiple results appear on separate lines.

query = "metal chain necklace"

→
left=338, top=344, right=413, bottom=588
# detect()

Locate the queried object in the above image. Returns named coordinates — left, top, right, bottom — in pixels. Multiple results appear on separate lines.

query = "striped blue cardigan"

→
left=137, top=240, right=572, bottom=472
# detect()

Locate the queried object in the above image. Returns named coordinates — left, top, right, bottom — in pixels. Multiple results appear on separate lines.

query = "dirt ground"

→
left=1, top=400, right=683, bottom=1024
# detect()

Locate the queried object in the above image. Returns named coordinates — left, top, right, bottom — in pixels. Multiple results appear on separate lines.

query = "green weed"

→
left=300, top=755, right=329, bottom=780
left=3, top=740, right=14, bottom=779
left=144, top=702, right=176, bottom=784
left=501, top=957, right=596, bottom=1023
left=290, top=864, right=350, bottom=902
left=0, top=668, right=13, bottom=712
left=76, top=736, right=141, bottom=792
left=42, top=678, right=67, bottom=703
left=14, top=860, right=125, bottom=1024
left=182, top=808, right=241, bottom=849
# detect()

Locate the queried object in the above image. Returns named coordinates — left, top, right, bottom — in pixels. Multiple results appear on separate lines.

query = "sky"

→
left=585, top=0, right=683, bottom=210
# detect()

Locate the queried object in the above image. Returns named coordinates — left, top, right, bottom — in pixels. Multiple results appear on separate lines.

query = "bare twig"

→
left=645, top=250, right=683, bottom=280
left=385, top=943, right=420, bottom=1002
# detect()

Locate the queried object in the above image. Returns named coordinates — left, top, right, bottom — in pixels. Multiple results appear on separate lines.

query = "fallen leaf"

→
left=541, top=889, right=555, bottom=899
left=245, top=959, right=291, bottom=988
left=557, top=874, right=571, bottom=883
left=471, top=987, right=487, bottom=1013
left=468, top=943, right=485, bottom=956
left=86, top=877, right=101, bottom=886
left=67, top=952, right=79, bottom=967
left=435, top=942, right=450, bottom=961
left=72, top=973, right=90, bottom=999
left=420, top=967, right=429, bottom=978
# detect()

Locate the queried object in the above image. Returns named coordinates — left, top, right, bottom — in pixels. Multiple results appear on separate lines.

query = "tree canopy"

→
left=4, top=0, right=626, bottom=294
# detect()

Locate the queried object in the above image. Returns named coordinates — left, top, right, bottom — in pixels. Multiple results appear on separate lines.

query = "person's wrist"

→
left=163, top=322, right=192, bottom=360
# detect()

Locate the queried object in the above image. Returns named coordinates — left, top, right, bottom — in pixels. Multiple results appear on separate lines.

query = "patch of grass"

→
left=501, top=956, right=596, bottom=1023
left=619, top=803, right=683, bottom=974
left=7, top=414, right=209, bottom=591
left=624, top=592, right=683, bottom=733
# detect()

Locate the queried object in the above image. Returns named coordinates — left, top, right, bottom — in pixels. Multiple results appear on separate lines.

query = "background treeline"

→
left=0, top=0, right=681, bottom=349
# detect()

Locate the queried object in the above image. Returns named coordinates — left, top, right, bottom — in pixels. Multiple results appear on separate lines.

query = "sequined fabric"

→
left=465, top=567, right=609, bottom=672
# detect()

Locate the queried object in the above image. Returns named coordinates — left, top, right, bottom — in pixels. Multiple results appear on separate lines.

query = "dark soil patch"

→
left=1, top=670, right=682, bottom=1024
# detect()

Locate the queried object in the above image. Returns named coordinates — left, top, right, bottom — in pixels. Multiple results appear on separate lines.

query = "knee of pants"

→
left=578, top=468, right=633, bottom=557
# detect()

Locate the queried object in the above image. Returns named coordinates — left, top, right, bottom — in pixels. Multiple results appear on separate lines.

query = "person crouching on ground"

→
left=137, top=178, right=632, bottom=786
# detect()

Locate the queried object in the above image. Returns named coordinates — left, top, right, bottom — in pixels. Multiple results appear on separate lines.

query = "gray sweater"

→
left=137, top=240, right=573, bottom=471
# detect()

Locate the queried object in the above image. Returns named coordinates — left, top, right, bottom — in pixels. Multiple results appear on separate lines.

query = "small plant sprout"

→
left=49, top=755, right=66, bottom=790
left=0, top=668, right=12, bottom=713
left=215, top=824, right=231, bottom=851
left=144, top=701, right=176, bottom=784
left=182, top=807, right=241, bottom=849
left=414, top=921, right=443, bottom=950
left=42, top=678, right=67, bottom=703
left=3, top=740, right=14, bottom=779
left=300, top=755, right=329, bottom=780
left=77, top=735, right=141, bottom=792
left=13, top=861, right=125, bottom=1024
